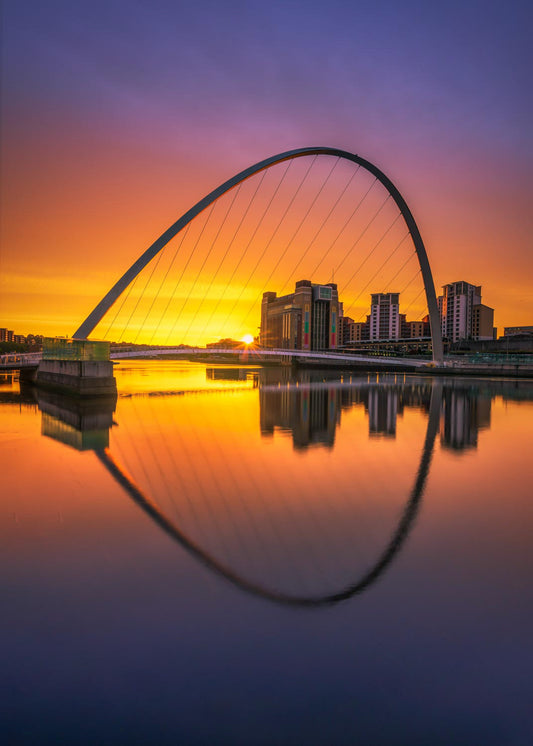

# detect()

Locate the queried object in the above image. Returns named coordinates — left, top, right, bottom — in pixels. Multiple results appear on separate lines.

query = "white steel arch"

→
left=73, top=147, right=443, bottom=363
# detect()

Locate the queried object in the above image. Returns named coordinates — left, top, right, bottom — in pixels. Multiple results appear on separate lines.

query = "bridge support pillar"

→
left=36, top=338, right=117, bottom=397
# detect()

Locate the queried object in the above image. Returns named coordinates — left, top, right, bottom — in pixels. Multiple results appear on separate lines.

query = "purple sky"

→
left=1, top=0, right=532, bottom=333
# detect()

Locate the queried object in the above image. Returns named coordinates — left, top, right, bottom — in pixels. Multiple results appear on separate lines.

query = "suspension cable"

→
left=169, top=184, right=241, bottom=339
left=134, top=223, right=204, bottom=343
left=238, top=157, right=340, bottom=329
left=400, top=268, right=422, bottom=296
left=102, top=271, right=140, bottom=341
left=381, top=250, right=416, bottom=293
left=308, top=177, right=377, bottom=279
left=163, top=201, right=217, bottom=345
left=402, top=285, right=425, bottom=317
left=333, top=194, right=392, bottom=277
left=179, top=184, right=244, bottom=342
left=198, top=163, right=294, bottom=343
left=117, top=245, right=166, bottom=342
left=277, top=165, right=360, bottom=296
left=218, top=157, right=318, bottom=339
left=339, top=213, right=402, bottom=296
left=196, top=169, right=270, bottom=342
left=343, top=232, right=410, bottom=319
left=147, top=224, right=191, bottom=344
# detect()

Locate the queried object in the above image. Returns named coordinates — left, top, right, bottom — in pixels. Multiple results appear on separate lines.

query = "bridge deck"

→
left=109, top=347, right=430, bottom=367
left=2, top=349, right=532, bottom=377
left=0, top=354, right=41, bottom=371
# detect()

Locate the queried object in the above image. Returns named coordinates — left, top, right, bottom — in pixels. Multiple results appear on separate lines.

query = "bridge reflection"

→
left=29, top=370, right=532, bottom=607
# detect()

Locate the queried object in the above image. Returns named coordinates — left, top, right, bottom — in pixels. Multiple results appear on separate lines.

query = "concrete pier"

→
left=36, top=338, right=117, bottom=396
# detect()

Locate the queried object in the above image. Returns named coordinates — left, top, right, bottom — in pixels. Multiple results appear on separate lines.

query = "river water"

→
left=1, top=361, right=532, bottom=745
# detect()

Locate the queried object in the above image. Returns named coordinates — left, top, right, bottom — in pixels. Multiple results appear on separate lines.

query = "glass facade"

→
left=42, top=337, right=110, bottom=361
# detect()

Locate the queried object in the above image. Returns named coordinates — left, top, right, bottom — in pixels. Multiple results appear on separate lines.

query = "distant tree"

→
left=0, top=342, right=27, bottom=353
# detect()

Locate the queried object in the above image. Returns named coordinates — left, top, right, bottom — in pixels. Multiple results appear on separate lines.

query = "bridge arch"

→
left=73, top=147, right=443, bottom=363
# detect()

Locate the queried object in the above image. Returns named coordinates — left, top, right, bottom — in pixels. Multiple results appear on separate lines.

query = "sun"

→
left=242, top=334, right=254, bottom=345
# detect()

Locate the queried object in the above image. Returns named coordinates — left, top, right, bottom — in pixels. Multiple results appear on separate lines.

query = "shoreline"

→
left=114, top=354, right=533, bottom=380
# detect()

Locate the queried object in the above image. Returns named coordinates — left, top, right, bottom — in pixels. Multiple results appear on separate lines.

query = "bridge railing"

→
left=42, top=337, right=110, bottom=361
left=0, top=352, right=42, bottom=367
left=109, top=346, right=430, bottom=367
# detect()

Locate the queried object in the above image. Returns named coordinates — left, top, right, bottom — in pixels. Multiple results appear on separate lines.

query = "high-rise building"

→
left=369, top=293, right=400, bottom=340
left=438, top=281, right=494, bottom=341
left=472, top=304, right=496, bottom=341
left=339, top=295, right=428, bottom=346
left=260, top=280, right=340, bottom=350
left=400, top=316, right=430, bottom=339
left=350, top=320, right=370, bottom=343
left=338, top=315, right=353, bottom=346
left=338, top=316, right=371, bottom=345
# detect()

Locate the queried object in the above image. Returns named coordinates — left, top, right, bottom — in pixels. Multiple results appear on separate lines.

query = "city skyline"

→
left=1, top=1, right=532, bottom=342
left=0, top=275, right=502, bottom=348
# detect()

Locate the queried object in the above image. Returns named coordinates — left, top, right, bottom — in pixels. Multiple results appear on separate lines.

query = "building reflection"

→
left=15, top=365, right=528, bottom=456
left=439, top=384, right=491, bottom=452
left=206, top=367, right=254, bottom=382
left=363, top=383, right=432, bottom=437
left=254, top=368, right=528, bottom=452
left=258, top=368, right=434, bottom=448
left=260, top=380, right=338, bottom=449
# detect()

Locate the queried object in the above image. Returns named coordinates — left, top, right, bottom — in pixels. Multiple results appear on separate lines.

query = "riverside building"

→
left=260, top=280, right=340, bottom=350
left=438, top=281, right=495, bottom=341
left=369, top=292, right=400, bottom=340
left=339, top=293, right=429, bottom=346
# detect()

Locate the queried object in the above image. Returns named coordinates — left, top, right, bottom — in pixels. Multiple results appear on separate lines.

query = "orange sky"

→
left=1, top=2, right=531, bottom=342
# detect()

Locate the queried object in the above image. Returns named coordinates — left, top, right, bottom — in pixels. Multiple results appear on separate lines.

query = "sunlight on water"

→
left=1, top=362, right=532, bottom=744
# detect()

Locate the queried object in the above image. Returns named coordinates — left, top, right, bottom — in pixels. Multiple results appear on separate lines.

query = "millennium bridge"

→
left=4, top=146, right=532, bottom=382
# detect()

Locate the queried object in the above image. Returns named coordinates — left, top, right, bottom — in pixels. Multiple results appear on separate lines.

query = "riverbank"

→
left=286, top=356, right=533, bottom=379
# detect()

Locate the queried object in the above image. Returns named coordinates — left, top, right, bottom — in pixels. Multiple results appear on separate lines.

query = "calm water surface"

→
left=1, top=361, right=532, bottom=745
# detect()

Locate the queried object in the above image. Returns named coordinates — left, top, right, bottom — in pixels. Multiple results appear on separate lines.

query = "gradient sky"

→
left=1, top=0, right=532, bottom=339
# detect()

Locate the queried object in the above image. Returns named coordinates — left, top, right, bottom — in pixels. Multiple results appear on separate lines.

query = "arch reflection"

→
left=94, top=379, right=440, bottom=607
left=35, top=373, right=531, bottom=607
